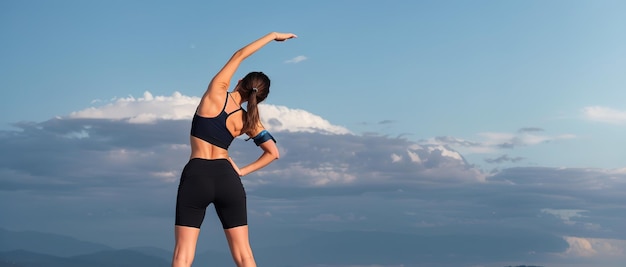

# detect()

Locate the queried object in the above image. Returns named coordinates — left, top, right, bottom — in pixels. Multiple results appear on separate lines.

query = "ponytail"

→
left=239, top=72, right=270, bottom=135
left=242, top=89, right=260, bottom=134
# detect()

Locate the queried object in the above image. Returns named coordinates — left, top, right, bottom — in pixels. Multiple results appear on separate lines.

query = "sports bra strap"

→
left=226, top=92, right=243, bottom=115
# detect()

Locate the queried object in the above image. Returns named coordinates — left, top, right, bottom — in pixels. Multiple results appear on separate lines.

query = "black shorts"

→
left=175, top=158, right=247, bottom=229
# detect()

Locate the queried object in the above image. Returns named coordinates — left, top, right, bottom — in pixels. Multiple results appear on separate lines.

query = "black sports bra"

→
left=190, top=93, right=242, bottom=149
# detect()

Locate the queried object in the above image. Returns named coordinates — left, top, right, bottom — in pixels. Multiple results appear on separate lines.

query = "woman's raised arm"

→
left=205, top=32, right=297, bottom=97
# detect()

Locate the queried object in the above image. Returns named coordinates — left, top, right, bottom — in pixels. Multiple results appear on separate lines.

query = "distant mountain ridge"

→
left=0, top=228, right=239, bottom=267
left=0, top=249, right=169, bottom=267
left=0, top=228, right=173, bottom=267
left=0, top=228, right=111, bottom=257
left=0, top=227, right=561, bottom=266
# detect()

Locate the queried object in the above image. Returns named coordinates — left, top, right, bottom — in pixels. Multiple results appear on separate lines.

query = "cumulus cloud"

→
left=69, top=91, right=197, bottom=123
left=390, top=153, right=402, bottom=163
left=583, top=106, right=626, bottom=124
left=562, top=237, right=626, bottom=258
left=426, top=130, right=576, bottom=155
left=68, top=91, right=350, bottom=135
left=284, top=55, right=307, bottom=64
left=260, top=105, right=351, bottom=135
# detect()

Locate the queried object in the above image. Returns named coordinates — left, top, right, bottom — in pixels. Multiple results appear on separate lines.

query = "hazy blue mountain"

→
left=0, top=249, right=169, bottom=267
left=0, top=260, right=26, bottom=267
left=0, top=250, right=77, bottom=267
left=0, top=227, right=563, bottom=266
left=0, top=228, right=237, bottom=266
left=0, top=228, right=112, bottom=257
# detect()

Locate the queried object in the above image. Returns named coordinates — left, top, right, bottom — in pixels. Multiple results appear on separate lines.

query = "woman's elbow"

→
left=271, top=150, right=280, bottom=160
left=260, top=141, right=280, bottom=160
left=269, top=147, right=280, bottom=160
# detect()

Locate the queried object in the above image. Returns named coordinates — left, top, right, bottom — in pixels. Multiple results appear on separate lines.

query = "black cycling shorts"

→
left=175, top=158, right=247, bottom=229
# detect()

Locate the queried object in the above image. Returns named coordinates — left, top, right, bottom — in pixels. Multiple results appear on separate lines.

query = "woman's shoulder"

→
left=197, top=89, right=229, bottom=116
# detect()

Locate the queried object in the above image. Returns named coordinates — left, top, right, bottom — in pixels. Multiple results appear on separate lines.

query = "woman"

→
left=172, top=32, right=297, bottom=267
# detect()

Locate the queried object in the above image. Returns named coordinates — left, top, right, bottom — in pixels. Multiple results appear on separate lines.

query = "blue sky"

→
left=1, top=1, right=626, bottom=266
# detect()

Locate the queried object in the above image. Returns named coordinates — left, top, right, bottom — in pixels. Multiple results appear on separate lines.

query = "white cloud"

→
left=562, top=236, right=626, bottom=258
left=390, top=153, right=402, bottom=163
left=406, top=150, right=422, bottom=163
left=62, top=130, right=90, bottom=139
left=151, top=171, right=177, bottom=182
left=564, top=236, right=598, bottom=257
left=253, top=162, right=357, bottom=187
left=69, top=91, right=197, bottom=123
left=479, top=131, right=574, bottom=147
left=583, top=106, right=626, bottom=124
left=260, top=104, right=351, bottom=135
left=607, top=168, right=626, bottom=174
left=425, top=130, right=576, bottom=156
left=427, top=145, right=464, bottom=161
left=541, top=209, right=587, bottom=225
left=284, top=55, right=307, bottom=64
left=68, top=91, right=350, bottom=135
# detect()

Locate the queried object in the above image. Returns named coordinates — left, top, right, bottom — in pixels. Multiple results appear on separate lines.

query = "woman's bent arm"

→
left=239, top=140, right=280, bottom=177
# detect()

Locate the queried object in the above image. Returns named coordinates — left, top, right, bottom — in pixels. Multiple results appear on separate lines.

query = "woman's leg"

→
left=224, top=225, right=256, bottom=267
left=171, top=225, right=201, bottom=267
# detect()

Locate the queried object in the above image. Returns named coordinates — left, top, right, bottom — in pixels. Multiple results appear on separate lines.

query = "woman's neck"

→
left=231, top=91, right=245, bottom=105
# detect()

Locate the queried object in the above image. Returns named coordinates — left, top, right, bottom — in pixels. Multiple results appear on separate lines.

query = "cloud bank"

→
left=1, top=92, right=625, bottom=266
left=68, top=91, right=350, bottom=135
left=427, top=130, right=576, bottom=155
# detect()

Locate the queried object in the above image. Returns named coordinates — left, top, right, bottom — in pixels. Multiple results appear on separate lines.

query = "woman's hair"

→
left=238, top=71, right=270, bottom=135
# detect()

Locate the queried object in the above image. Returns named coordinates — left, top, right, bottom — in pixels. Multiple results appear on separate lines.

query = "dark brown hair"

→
left=238, top=71, right=270, bottom=135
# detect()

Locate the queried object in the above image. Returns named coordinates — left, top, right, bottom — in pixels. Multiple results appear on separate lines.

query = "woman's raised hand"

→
left=274, top=32, right=297, bottom=42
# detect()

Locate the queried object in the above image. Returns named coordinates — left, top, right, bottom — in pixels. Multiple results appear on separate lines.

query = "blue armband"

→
left=246, top=130, right=276, bottom=146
